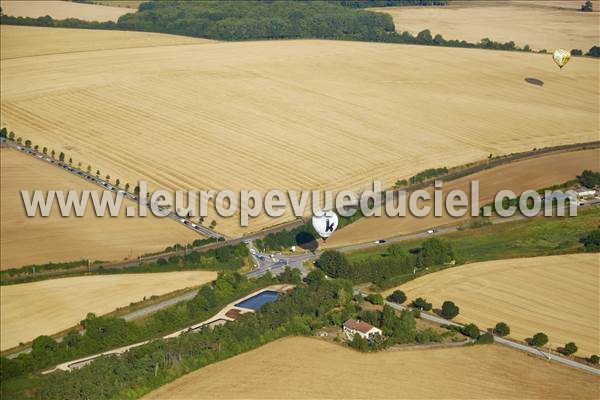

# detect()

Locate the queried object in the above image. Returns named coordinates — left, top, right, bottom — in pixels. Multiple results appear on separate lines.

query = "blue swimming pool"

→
left=235, top=290, right=281, bottom=310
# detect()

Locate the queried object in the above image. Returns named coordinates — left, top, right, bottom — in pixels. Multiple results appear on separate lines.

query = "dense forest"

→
left=4, top=1, right=594, bottom=55
left=317, top=237, right=455, bottom=286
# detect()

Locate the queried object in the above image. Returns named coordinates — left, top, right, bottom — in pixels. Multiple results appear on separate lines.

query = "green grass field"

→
left=347, top=205, right=599, bottom=289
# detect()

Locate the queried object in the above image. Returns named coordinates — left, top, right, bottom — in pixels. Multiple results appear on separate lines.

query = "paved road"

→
left=370, top=293, right=600, bottom=376
left=3, top=139, right=223, bottom=239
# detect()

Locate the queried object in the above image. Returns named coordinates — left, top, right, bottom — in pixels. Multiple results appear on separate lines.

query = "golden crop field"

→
left=0, top=148, right=201, bottom=269
left=144, top=337, right=599, bottom=399
left=0, top=271, right=216, bottom=350
left=1, top=26, right=214, bottom=60
left=1, top=31, right=597, bottom=236
left=327, top=148, right=600, bottom=246
left=376, top=1, right=599, bottom=51
left=384, top=254, right=600, bottom=357
left=0, top=0, right=132, bottom=22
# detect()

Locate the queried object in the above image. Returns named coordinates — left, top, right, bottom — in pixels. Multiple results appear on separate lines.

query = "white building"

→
left=343, top=319, right=382, bottom=341
left=574, top=187, right=597, bottom=199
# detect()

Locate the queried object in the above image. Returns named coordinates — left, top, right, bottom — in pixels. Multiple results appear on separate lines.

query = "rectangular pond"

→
left=235, top=290, right=281, bottom=310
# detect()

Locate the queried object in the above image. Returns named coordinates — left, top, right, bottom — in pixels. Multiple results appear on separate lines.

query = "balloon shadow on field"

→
left=296, top=231, right=319, bottom=252
left=525, top=77, right=544, bottom=87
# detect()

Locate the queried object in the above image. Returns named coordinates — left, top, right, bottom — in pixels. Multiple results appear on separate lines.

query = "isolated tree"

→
left=476, top=332, right=494, bottom=344
left=387, top=290, right=407, bottom=304
left=24, top=140, right=32, bottom=148
left=59, top=152, right=65, bottom=162
left=441, top=300, right=460, bottom=319
left=8, top=131, right=15, bottom=141
left=494, top=322, right=510, bottom=336
left=210, top=220, right=217, bottom=228
left=50, top=149, right=56, bottom=159
left=105, top=174, right=110, bottom=182
left=125, top=183, right=130, bottom=192
left=96, top=170, right=100, bottom=177
left=42, top=147, right=48, bottom=155
left=0, top=127, right=6, bottom=138
left=87, top=165, right=92, bottom=173
left=563, top=342, right=578, bottom=355
left=68, top=157, right=73, bottom=165
left=34, top=145, right=39, bottom=151
left=115, top=178, right=120, bottom=187
left=589, top=355, right=599, bottom=364
left=571, top=48, right=583, bottom=56
left=16, top=137, right=22, bottom=144
left=462, top=323, right=480, bottom=339
left=531, top=332, right=549, bottom=347
left=78, top=161, right=82, bottom=168
left=412, top=297, right=432, bottom=311
left=134, top=185, right=140, bottom=194
left=581, top=0, right=593, bottom=11
left=587, top=45, right=600, bottom=57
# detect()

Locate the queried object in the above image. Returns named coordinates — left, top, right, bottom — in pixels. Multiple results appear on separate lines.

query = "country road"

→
left=382, top=299, right=600, bottom=376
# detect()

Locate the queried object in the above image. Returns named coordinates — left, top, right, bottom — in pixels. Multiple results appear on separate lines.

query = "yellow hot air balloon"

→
left=553, top=49, right=571, bottom=69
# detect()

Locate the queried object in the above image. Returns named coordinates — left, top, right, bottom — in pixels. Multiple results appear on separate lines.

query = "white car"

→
left=426, top=229, right=435, bottom=234
left=250, top=249, right=257, bottom=255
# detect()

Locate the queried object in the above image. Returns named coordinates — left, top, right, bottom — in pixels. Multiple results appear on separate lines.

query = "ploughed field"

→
left=384, top=254, right=600, bottom=357
left=376, top=0, right=600, bottom=51
left=0, top=148, right=201, bottom=269
left=144, top=336, right=599, bottom=399
left=0, top=271, right=216, bottom=351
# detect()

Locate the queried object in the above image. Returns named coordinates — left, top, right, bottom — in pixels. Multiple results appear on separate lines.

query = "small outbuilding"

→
left=343, top=319, right=382, bottom=341
left=574, top=187, right=597, bottom=199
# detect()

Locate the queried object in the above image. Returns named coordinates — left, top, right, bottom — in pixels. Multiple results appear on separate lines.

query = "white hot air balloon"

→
left=312, top=209, right=339, bottom=241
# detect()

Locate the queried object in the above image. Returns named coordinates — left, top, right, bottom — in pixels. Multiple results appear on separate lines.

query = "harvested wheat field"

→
left=384, top=254, right=600, bottom=357
left=0, top=0, right=132, bottom=22
left=144, top=337, right=599, bottom=400
left=1, top=25, right=214, bottom=60
left=0, top=271, right=216, bottom=350
left=0, top=148, right=201, bottom=269
left=376, top=1, right=599, bottom=51
left=1, top=37, right=598, bottom=236
left=327, top=148, right=600, bottom=246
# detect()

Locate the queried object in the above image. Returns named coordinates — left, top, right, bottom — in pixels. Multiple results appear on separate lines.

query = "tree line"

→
left=317, top=237, right=455, bottom=287
left=0, top=271, right=288, bottom=384
left=1, top=270, right=346, bottom=399
left=3, top=1, right=597, bottom=56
